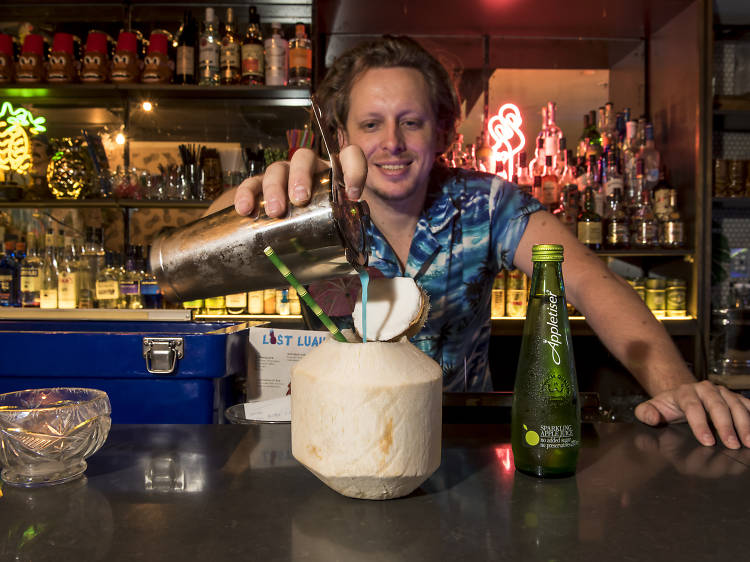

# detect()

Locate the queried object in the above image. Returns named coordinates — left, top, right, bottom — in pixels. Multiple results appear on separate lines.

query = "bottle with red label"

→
left=288, top=23, right=311, bottom=87
left=241, top=6, right=264, bottom=85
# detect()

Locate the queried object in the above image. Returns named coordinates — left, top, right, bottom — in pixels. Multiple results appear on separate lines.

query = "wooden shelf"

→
left=714, top=95, right=750, bottom=113
left=596, top=249, right=692, bottom=258
left=713, top=197, right=750, bottom=209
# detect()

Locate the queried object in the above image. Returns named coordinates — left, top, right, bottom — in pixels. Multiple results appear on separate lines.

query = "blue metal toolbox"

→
left=0, top=320, right=250, bottom=424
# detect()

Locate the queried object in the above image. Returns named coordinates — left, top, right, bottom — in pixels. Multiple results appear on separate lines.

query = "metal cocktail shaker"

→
left=149, top=169, right=369, bottom=302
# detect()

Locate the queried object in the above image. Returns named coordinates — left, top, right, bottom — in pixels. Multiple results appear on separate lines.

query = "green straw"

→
left=263, top=245, right=347, bottom=342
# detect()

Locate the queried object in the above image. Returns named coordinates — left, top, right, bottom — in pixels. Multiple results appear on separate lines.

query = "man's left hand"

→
left=634, top=380, right=750, bottom=449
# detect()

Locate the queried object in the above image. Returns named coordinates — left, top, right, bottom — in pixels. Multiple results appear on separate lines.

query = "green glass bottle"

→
left=511, top=244, right=580, bottom=478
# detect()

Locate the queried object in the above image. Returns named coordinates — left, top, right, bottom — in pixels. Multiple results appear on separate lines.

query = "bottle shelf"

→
left=0, top=84, right=312, bottom=107
left=490, top=315, right=696, bottom=336
left=0, top=198, right=212, bottom=209
left=595, top=249, right=692, bottom=258
left=714, top=95, right=750, bottom=113
left=713, top=197, right=750, bottom=209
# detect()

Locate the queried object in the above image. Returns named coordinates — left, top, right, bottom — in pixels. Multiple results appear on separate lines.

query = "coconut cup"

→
left=291, top=337, right=442, bottom=500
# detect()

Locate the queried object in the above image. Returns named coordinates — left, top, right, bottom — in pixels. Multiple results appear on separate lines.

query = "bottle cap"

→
left=0, top=34, right=13, bottom=56
left=52, top=32, right=74, bottom=54
left=21, top=33, right=45, bottom=56
left=531, top=244, right=564, bottom=262
left=85, top=31, right=108, bottom=54
left=205, top=7, right=215, bottom=22
left=147, top=32, right=168, bottom=55
left=295, top=23, right=306, bottom=36
left=115, top=31, right=138, bottom=53
left=249, top=6, right=260, bottom=24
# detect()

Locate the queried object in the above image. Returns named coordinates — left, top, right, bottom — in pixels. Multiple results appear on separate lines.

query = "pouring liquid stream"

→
left=358, top=268, right=369, bottom=343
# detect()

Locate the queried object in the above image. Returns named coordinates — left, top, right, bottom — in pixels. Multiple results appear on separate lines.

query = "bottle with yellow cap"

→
left=511, top=244, right=580, bottom=478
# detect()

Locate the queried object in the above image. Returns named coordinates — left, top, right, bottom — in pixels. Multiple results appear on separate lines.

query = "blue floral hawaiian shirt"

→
left=363, top=167, right=543, bottom=391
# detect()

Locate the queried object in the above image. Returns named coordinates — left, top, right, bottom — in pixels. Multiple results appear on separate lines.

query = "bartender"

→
left=209, top=35, right=750, bottom=449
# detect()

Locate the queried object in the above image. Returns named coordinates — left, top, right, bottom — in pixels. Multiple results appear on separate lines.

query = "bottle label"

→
left=491, top=289, right=506, bottom=317
left=505, top=289, right=527, bottom=317
left=96, top=280, right=120, bottom=300
left=221, top=41, right=240, bottom=68
left=248, top=291, right=264, bottom=313
left=225, top=292, right=247, bottom=307
left=653, top=188, right=670, bottom=217
left=662, top=222, right=684, bottom=246
left=289, top=46, right=312, bottom=70
left=633, top=222, right=658, bottom=246
left=577, top=221, right=602, bottom=245
left=205, top=296, right=225, bottom=309
left=40, top=289, right=58, bottom=309
left=604, top=177, right=623, bottom=197
left=20, top=267, right=41, bottom=292
left=176, top=46, right=195, bottom=76
left=541, top=179, right=558, bottom=206
left=58, top=272, right=78, bottom=308
left=0, top=274, right=11, bottom=304
left=520, top=423, right=579, bottom=450
left=199, top=40, right=220, bottom=75
left=140, top=281, right=161, bottom=296
left=119, top=281, right=140, bottom=296
left=606, top=222, right=629, bottom=245
left=241, top=44, right=264, bottom=78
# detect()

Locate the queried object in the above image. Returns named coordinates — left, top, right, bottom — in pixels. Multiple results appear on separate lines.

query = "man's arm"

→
left=514, top=210, right=750, bottom=449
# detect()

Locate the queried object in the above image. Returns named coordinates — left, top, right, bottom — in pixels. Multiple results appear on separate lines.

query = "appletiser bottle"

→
left=511, top=244, right=580, bottom=478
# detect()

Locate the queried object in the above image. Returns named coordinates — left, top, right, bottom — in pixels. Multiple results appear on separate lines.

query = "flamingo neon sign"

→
left=487, top=103, right=525, bottom=181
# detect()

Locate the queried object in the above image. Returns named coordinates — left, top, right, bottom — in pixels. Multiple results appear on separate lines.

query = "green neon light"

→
left=0, top=101, right=47, bottom=134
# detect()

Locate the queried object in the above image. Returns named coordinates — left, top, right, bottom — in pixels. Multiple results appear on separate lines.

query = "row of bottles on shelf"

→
left=0, top=8, right=311, bottom=87
left=490, top=269, right=688, bottom=319
left=446, top=101, right=685, bottom=250
left=0, top=228, right=163, bottom=309
left=183, top=288, right=302, bottom=316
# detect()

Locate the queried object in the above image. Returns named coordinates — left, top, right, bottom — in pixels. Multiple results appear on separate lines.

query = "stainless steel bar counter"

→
left=1, top=421, right=748, bottom=561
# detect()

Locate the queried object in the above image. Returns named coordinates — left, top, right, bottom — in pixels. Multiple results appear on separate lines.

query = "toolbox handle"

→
left=142, top=337, right=184, bottom=374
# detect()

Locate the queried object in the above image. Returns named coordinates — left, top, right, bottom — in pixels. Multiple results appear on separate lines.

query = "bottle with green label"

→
left=511, top=244, right=580, bottom=478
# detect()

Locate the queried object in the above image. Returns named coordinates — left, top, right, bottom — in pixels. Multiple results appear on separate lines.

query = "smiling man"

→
left=208, top=36, right=750, bottom=449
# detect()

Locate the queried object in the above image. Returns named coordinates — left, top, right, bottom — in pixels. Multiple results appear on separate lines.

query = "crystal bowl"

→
left=0, top=387, right=111, bottom=487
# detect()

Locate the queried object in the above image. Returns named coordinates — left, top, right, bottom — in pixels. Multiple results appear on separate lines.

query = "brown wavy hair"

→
left=315, top=35, right=460, bottom=153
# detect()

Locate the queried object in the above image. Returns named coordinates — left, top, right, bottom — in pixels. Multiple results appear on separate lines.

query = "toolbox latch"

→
left=143, top=338, right=184, bottom=374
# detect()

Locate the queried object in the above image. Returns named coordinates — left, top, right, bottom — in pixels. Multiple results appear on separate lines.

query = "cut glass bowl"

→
left=0, top=387, right=111, bottom=487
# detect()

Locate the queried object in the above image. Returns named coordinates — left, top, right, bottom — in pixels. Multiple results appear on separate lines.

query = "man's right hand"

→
left=211, top=146, right=367, bottom=218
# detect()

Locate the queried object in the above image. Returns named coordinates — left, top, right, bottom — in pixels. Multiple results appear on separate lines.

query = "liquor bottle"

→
left=491, top=272, right=506, bottom=317
left=652, top=166, right=671, bottom=221
left=544, top=102, right=563, bottom=162
left=40, top=229, right=58, bottom=309
left=74, top=238, right=94, bottom=308
left=225, top=291, right=247, bottom=314
left=630, top=168, right=659, bottom=248
left=601, top=102, right=616, bottom=154
left=276, top=288, right=290, bottom=315
left=241, top=6, right=264, bottom=85
left=95, top=252, right=121, bottom=308
left=577, top=186, right=602, bottom=250
left=586, top=154, right=605, bottom=217
left=264, top=22, right=288, bottom=86
left=585, top=109, right=602, bottom=157
left=140, top=247, right=163, bottom=309
left=20, top=230, right=42, bottom=307
left=289, top=286, right=301, bottom=315
left=219, top=7, right=241, bottom=85
left=659, top=189, right=685, bottom=248
left=638, top=123, right=660, bottom=192
left=553, top=184, right=578, bottom=235
left=118, top=246, right=142, bottom=309
left=182, top=298, right=204, bottom=315
left=532, top=175, right=542, bottom=202
left=604, top=187, right=630, bottom=249
left=176, top=10, right=198, bottom=84
left=530, top=137, right=545, bottom=177
left=516, top=152, right=533, bottom=196
left=198, top=7, right=220, bottom=86
left=602, top=150, right=623, bottom=200
left=288, top=23, right=312, bottom=87
left=577, top=113, right=590, bottom=159
left=540, top=155, right=559, bottom=210
left=247, top=290, right=264, bottom=314
left=622, top=120, right=639, bottom=202
left=0, top=241, right=19, bottom=307
left=511, top=244, right=580, bottom=478
left=263, top=288, right=276, bottom=314
left=57, top=235, right=78, bottom=309
left=205, top=294, right=226, bottom=315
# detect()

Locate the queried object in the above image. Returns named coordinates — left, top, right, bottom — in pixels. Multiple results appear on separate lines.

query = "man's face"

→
left=340, top=67, right=440, bottom=204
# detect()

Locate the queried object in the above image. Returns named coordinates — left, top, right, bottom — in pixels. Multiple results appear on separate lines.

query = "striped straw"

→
left=263, top=245, right=347, bottom=342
